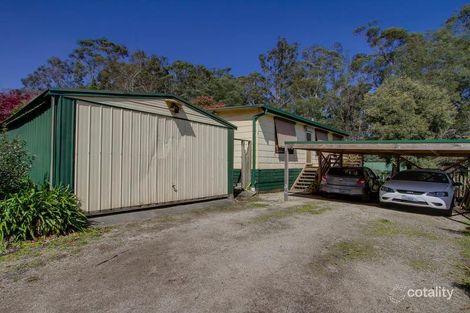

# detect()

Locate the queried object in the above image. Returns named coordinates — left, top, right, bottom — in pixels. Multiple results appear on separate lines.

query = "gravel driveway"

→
left=1, top=193, right=469, bottom=313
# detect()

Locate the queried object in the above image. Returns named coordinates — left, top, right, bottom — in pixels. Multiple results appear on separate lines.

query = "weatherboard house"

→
left=212, top=105, right=348, bottom=192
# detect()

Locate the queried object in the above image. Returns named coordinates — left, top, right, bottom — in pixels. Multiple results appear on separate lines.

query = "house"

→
left=4, top=89, right=236, bottom=215
left=212, top=105, right=349, bottom=192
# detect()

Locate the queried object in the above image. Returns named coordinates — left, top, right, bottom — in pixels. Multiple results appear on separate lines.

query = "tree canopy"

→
left=6, top=4, right=469, bottom=140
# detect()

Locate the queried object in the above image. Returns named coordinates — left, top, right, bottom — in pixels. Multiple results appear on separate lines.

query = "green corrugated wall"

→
left=6, top=96, right=76, bottom=188
left=7, top=103, right=53, bottom=184
left=52, top=97, right=76, bottom=188
left=232, top=169, right=241, bottom=187
left=254, top=168, right=302, bottom=192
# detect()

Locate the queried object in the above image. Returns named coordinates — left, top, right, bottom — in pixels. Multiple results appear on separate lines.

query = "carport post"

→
left=284, top=145, right=289, bottom=201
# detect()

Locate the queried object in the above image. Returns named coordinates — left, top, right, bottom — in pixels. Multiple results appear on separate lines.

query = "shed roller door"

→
left=75, top=101, right=228, bottom=213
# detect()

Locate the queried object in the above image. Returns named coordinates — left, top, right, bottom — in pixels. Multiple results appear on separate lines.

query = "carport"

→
left=282, top=140, right=470, bottom=206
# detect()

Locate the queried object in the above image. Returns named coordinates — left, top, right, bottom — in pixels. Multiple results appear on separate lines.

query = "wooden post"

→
left=393, top=155, right=401, bottom=176
left=317, top=152, right=324, bottom=184
left=284, top=146, right=289, bottom=201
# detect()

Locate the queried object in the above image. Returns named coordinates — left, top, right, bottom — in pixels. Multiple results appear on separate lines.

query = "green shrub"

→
left=0, top=131, right=33, bottom=199
left=0, top=184, right=88, bottom=243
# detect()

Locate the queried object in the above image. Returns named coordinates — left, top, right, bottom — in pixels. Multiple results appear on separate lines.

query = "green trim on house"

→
left=227, top=128, right=234, bottom=194
left=212, top=105, right=348, bottom=136
left=52, top=96, right=76, bottom=188
left=254, top=168, right=302, bottom=192
left=6, top=101, right=53, bottom=184
left=286, top=139, right=470, bottom=145
left=262, top=105, right=349, bottom=136
left=233, top=169, right=242, bottom=186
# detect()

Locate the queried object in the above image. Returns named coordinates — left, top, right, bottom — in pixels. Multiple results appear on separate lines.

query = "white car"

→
left=379, top=169, right=460, bottom=215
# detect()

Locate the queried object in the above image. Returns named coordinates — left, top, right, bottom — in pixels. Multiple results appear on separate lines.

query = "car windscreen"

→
left=327, top=167, right=363, bottom=177
left=392, top=171, right=449, bottom=183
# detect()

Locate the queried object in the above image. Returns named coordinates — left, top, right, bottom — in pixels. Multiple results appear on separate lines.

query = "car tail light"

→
left=321, top=175, right=327, bottom=184
left=356, top=177, right=366, bottom=186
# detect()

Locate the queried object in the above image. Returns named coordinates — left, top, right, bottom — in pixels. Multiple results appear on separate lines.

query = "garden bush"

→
left=0, top=131, right=32, bottom=199
left=0, top=184, right=88, bottom=243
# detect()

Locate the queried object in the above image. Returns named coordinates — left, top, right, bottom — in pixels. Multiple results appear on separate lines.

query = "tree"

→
left=353, top=22, right=410, bottom=86
left=289, top=44, right=347, bottom=120
left=21, top=57, right=77, bottom=90
left=0, top=90, right=35, bottom=123
left=70, top=38, right=128, bottom=88
left=22, top=38, right=128, bottom=90
left=168, top=61, right=243, bottom=104
left=259, top=37, right=299, bottom=107
left=363, top=77, right=455, bottom=140
left=98, top=51, right=171, bottom=92
left=192, top=95, right=224, bottom=109
left=238, top=72, right=269, bottom=105
left=324, top=82, right=370, bottom=138
left=168, top=61, right=214, bottom=100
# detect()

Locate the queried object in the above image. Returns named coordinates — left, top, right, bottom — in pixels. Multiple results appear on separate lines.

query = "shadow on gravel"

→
left=290, top=193, right=454, bottom=217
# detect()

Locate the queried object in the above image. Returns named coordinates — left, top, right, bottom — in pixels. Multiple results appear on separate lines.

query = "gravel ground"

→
left=0, top=193, right=469, bottom=313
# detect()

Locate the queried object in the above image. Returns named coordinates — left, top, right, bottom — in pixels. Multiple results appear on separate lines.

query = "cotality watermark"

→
left=389, top=285, right=454, bottom=304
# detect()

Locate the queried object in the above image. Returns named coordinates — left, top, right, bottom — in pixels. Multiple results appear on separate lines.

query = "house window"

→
left=315, top=129, right=329, bottom=141
left=333, top=134, right=343, bottom=141
left=274, top=117, right=296, bottom=154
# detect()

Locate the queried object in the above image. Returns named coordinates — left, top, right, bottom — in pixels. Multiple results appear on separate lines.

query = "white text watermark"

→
left=389, top=285, right=454, bottom=304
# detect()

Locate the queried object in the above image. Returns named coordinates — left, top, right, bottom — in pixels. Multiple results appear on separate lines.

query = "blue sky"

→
left=0, top=0, right=467, bottom=89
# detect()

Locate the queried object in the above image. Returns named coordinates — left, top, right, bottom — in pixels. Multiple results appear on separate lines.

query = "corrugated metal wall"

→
left=53, top=97, right=76, bottom=188
left=7, top=103, right=52, bottom=184
left=74, top=100, right=228, bottom=214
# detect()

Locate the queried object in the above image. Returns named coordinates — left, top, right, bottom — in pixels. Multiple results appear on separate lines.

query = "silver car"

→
left=379, top=169, right=459, bottom=214
left=320, top=167, right=380, bottom=201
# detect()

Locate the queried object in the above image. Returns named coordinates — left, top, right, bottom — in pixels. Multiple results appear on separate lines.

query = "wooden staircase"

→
left=289, top=153, right=346, bottom=194
left=290, top=164, right=318, bottom=194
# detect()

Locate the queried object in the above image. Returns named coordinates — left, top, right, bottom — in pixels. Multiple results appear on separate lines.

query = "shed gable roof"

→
left=4, top=89, right=237, bottom=129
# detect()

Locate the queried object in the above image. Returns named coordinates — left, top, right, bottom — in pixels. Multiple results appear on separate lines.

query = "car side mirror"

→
left=453, top=182, right=463, bottom=187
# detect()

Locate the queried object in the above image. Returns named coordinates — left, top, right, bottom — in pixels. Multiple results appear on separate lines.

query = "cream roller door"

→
left=75, top=100, right=228, bottom=214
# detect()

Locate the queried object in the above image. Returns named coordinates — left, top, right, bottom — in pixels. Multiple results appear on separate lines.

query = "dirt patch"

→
left=0, top=193, right=469, bottom=313
left=251, top=202, right=331, bottom=223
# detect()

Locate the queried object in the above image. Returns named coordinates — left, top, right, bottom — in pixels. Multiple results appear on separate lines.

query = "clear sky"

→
left=0, top=0, right=468, bottom=89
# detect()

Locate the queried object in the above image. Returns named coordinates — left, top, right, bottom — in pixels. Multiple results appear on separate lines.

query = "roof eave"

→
left=261, top=105, right=349, bottom=136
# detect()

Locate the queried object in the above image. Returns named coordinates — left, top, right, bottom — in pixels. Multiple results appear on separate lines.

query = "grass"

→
left=330, top=240, right=376, bottom=261
left=409, top=258, right=436, bottom=272
left=245, top=201, right=270, bottom=208
left=157, top=215, right=181, bottom=223
left=0, top=227, right=112, bottom=263
left=191, top=203, right=245, bottom=215
left=369, top=219, right=440, bottom=240
left=252, top=203, right=330, bottom=223
left=192, top=198, right=270, bottom=215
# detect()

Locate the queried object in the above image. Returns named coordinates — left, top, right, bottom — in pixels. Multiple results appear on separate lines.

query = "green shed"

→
left=4, top=89, right=236, bottom=215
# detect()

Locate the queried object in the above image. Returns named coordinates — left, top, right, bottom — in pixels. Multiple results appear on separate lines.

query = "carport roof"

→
left=285, top=139, right=470, bottom=157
